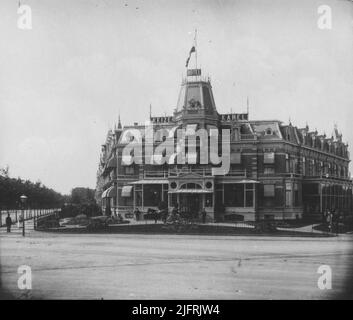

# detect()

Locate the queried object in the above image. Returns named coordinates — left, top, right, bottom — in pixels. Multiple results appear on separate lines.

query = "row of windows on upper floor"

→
left=100, top=151, right=349, bottom=179
left=292, top=135, right=348, bottom=158
left=118, top=151, right=348, bottom=169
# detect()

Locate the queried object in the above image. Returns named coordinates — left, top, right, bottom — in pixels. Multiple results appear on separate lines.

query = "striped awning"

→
left=102, top=186, right=116, bottom=198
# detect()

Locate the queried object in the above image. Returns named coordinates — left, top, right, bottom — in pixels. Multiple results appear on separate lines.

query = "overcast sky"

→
left=0, top=0, right=352, bottom=194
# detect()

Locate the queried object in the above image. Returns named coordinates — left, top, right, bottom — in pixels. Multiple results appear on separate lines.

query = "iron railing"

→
left=0, top=208, right=61, bottom=228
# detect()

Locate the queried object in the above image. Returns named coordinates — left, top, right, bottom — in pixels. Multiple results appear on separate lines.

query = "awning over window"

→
left=102, top=186, right=116, bottom=198
left=121, top=185, right=133, bottom=197
left=107, top=156, right=117, bottom=168
left=131, top=180, right=168, bottom=185
left=121, top=155, right=133, bottom=166
left=107, top=186, right=116, bottom=197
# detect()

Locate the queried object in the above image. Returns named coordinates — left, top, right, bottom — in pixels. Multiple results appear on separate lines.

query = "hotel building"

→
left=95, top=66, right=352, bottom=222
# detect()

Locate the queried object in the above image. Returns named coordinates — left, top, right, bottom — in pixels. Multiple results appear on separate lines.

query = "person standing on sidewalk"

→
left=6, top=213, right=12, bottom=233
left=201, top=208, right=207, bottom=224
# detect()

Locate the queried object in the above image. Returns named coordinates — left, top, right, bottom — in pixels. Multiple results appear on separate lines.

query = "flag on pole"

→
left=185, top=46, right=196, bottom=68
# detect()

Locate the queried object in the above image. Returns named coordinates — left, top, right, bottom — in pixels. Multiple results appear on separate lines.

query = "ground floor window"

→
left=262, top=184, right=276, bottom=207
left=259, top=183, right=284, bottom=207
left=285, top=183, right=292, bottom=207
left=224, top=184, right=243, bottom=207
left=223, top=183, right=254, bottom=208
left=245, top=184, right=254, bottom=207
left=294, top=183, right=299, bottom=206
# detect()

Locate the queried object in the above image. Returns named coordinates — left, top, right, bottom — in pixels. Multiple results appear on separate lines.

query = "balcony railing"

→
left=304, top=174, right=352, bottom=181
left=144, top=171, right=168, bottom=178
left=142, top=168, right=247, bottom=178
left=259, top=172, right=302, bottom=178
left=225, top=170, right=247, bottom=177
left=168, top=168, right=213, bottom=177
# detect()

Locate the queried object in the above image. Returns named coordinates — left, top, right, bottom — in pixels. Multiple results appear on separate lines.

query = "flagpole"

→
left=194, top=29, right=198, bottom=81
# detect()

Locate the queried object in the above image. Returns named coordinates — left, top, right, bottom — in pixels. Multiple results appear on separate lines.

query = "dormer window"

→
left=265, top=128, right=273, bottom=135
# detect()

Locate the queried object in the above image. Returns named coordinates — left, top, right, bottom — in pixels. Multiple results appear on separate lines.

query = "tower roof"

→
left=175, top=77, right=217, bottom=115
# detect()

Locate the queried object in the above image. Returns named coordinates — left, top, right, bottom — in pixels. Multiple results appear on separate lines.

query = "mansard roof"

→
left=175, top=78, right=217, bottom=115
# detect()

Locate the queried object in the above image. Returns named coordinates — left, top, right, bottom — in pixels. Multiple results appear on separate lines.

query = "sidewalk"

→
left=277, top=223, right=327, bottom=234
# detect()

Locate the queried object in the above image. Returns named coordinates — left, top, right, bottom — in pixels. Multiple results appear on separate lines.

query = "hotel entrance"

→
left=179, top=193, right=202, bottom=218
left=168, top=181, right=214, bottom=221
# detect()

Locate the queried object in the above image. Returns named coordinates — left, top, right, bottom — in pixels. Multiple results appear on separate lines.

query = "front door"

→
left=180, top=194, right=201, bottom=218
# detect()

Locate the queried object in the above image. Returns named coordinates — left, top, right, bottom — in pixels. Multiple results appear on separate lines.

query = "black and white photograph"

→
left=1, top=0, right=353, bottom=304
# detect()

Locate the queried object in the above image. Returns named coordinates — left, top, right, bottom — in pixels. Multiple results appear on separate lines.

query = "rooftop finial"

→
left=149, top=103, right=152, bottom=119
left=117, top=114, right=122, bottom=130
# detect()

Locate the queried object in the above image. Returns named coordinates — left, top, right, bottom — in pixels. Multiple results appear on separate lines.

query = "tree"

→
left=0, top=165, right=9, bottom=178
left=70, top=187, right=95, bottom=205
left=0, top=169, right=67, bottom=209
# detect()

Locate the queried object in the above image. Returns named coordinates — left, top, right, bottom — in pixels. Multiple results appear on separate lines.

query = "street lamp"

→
left=20, top=195, right=28, bottom=237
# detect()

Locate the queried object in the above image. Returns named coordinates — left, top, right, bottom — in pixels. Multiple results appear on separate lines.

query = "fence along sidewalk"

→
left=0, top=208, right=61, bottom=227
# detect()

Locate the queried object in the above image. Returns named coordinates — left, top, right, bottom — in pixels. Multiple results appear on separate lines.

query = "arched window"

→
left=180, top=183, right=202, bottom=189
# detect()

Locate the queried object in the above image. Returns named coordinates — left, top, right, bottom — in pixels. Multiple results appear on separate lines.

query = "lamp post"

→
left=20, top=195, right=28, bottom=237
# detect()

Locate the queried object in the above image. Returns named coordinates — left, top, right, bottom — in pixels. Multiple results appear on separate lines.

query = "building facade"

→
left=95, top=68, right=352, bottom=222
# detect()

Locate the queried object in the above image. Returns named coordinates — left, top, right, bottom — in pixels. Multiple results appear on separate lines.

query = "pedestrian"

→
left=172, top=204, right=178, bottom=216
left=105, top=205, right=112, bottom=216
left=6, top=213, right=12, bottom=233
left=201, top=208, right=207, bottom=224
left=154, top=210, right=158, bottom=224
left=134, top=208, right=140, bottom=221
left=158, top=200, right=167, bottom=224
left=162, top=209, right=168, bottom=223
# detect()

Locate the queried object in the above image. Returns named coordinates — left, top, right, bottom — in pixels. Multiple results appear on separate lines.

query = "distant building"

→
left=95, top=66, right=352, bottom=222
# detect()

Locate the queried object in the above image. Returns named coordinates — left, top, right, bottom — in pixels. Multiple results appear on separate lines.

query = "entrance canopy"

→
left=169, top=189, right=212, bottom=194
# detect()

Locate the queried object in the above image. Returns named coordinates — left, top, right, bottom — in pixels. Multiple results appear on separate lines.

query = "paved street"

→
left=1, top=225, right=353, bottom=299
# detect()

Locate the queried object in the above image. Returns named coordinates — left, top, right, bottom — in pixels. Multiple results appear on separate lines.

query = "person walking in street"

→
left=6, top=213, right=12, bottom=233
